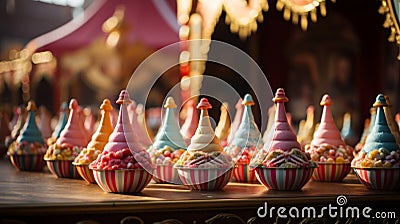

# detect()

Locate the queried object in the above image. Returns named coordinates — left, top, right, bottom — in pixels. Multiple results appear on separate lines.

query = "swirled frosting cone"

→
left=267, top=89, right=301, bottom=152
left=215, top=102, right=231, bottom=145
left=227, top=98, right=244, bottom=145
left=230, top=94, right=261, bottom=149
left=180, top=99, right=199, bottom=140
left=86, top=99, right=113, bottom=150
left=16, top=101, right=44, bottom=145
left=128, top=102, right=152, bottom=146
left=187, top=98, right=223, bottom=153
left=362, top=94, right=399, bottom=155
left=310, top=94, right=345, bottom=148
left=152, top=97, right=186, bottom=150
left=51, top=102, right=68, bottom=139
left=56, top=99, right=89, bottom=147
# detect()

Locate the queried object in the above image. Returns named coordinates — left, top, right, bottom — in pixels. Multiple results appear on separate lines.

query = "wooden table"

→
left=0, top=159, right=399, bottom=224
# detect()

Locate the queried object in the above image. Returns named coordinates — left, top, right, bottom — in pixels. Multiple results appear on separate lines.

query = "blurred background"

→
left=0, top=0, right=399, bottom=142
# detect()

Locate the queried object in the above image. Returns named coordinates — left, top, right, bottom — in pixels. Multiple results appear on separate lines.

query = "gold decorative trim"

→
left=379, top=0, right=400, bottom=59
left=276, top=0, right=335, bottom=30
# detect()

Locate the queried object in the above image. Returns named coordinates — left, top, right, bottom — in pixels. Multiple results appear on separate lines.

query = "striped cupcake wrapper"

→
left=231, top=164, right=259, bottom=183
left=153, top=165, right=182, bottom=184
left=255, top=167, right=314, bottom=191
left=10, top=154, right=46, bottom=172
left=75, top=164, right=96, bottom=184
left=92, top=169, right=152, bottom=193
left=353, top=168, right=400, bottom=190
left=312, top=163, right=351, bottom=182
left=46, top=160, right=80, bottom=178
left=177, top=168, right=232, bottom=191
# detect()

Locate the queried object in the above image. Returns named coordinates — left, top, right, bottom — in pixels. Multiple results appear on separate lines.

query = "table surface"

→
left=0, top=159, right=399, bottom=216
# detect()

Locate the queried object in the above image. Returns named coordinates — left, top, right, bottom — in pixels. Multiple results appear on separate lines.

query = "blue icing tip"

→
left=242, top=94, right=255, bottom=106
left=51, top=102, right=68, bottom=139
left=362, top=94, right=398, bottom=154
left=17, top=101, right=44, bottom=145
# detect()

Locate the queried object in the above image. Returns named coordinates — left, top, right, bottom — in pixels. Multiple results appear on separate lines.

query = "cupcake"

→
left=89, top=90, right=153, bottom=193
left=148, top=97, right=186, bottom=184
left=225, top=94, right=262, bottom=183
left=215, top=102, right=231, bottom=147
left=47, top=102, right=68, bottom=146
left=352, top=94, right=400, bottom=190
left=73, top=99, right=113, bottom=183
left=252, top=88, right=316, bottom=190
left=305, top=95, right=353, bottom=182
left=175, top=98, right=233, bottom=191
left=44, top=99, right=88, bottom=178
left=7, top=101, right=46, bottom=171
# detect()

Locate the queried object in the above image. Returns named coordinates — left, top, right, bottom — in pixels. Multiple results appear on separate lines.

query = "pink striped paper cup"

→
left=312, top=163, right=351, bottom=182
left=74, top=164, right=96, bottom=184
left=231, top=164, right=259, bottom=183
left=353, top=167, right=400, bottom=190
left=153, top=165, right=182, bottom=184
left=46, top=160, right=80, bottom=178
left=92, top=169, right=152, bottom=193
left=255, top=167, right=315, bottom=191
left=176, top=167, right=232, bottom=191
left=9, top=154, right=46, bottom=171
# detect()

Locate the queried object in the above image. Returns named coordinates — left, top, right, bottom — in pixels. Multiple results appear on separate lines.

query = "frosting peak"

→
left=56, top=99, right=89, bottom=147
left=17, top=101, right=44, bottom=145
left=188, top=98, right=223, bottom=153
left=86, top=99, right=113, bottom=150
left=362, top=94, right=399, bottom=154
left=152, top=96, right=186, bottom=150
left=267, top=88, right=301, bottom=152
left=310, top=94, right=345, bottom=147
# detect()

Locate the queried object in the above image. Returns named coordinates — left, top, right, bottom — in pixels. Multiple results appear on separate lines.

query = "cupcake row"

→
left=4, top=88, right=400, bottom=192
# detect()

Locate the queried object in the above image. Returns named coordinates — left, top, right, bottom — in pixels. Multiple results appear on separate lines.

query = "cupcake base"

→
left=92, top=169, right=152, bottom=193
left=75, top=164, right=96, bottom=184
left=353, top=167, right=400, bottom=190
left=153, top=165, right=182, bottom=184
left=46, top=160, right=80, bottom=178
left=231, top=164, right=258, bottom=183
left=312, top=163, right=351, bottom=182
left=176, top=167, right=232, bottom=191
left=255, top=167, right=315, bottom=191
left=9, top=154, right=46, bottom=171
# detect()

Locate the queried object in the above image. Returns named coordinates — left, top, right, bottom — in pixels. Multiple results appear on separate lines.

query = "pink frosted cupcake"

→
left=44, top=99, right=88, bottom=178
left=175, top=98, right=233, bottom=191
left=7, top=101, right=46, bottom=171
left=148, top=97, right=186, bottom=184
left=252, top=89, right=316, bottom=190
left=73, top=99, right=114, bottom=183
left=352, top=94, right=400, bottom=190
left=89, top=90, right=153, bottom=193
left=225, top=94, right=262, bottom=183
left=305, top=95, right=353, bottom=182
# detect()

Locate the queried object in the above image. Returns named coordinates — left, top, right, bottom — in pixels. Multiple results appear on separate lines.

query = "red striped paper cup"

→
left=153, top=165, right=182, bottom=184
left=231, top=164, right=259, bottom=183
left=255, top=167, right=315, bottom=191
left=312, top=163, right=351, bottom=182
left=74, top=164, right=96, bottom=184
left=9, top=154, right=46, bottom=171
left=353, top=167, right=400, bottom=190
left=46, top=160, right=80, bottom=178
left=92, top=169, right=152, bottom=193
left=176, top=167, right=232, bottom=191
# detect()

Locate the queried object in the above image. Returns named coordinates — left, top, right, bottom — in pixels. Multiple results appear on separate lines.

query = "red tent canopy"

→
left=25, top=0, right=179, bottom=56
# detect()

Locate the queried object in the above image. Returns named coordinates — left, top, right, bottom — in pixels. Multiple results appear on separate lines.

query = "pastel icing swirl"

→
left=17, top=101, right=44, bottom=145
